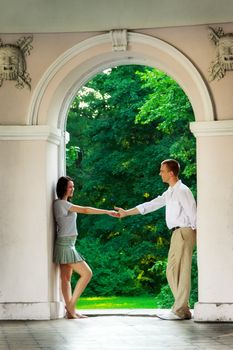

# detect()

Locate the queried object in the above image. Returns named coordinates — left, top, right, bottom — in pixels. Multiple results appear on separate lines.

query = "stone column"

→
left=0, top=125, right=64, bottom=320
left=191, top=120, right=233, bottom=322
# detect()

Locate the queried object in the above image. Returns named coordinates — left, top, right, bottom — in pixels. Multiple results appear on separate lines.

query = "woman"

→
left=53, top=176, right=118, bottom=319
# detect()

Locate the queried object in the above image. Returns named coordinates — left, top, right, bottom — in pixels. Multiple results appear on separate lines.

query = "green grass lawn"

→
left=77, top=295, right=155, bottom=309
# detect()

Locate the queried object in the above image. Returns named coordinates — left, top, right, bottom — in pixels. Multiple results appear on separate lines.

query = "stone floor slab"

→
left=1, top=311, right=233, bottom=350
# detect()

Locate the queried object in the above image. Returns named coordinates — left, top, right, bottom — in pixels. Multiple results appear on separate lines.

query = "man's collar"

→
left=169, top=179, right=181, bottom=190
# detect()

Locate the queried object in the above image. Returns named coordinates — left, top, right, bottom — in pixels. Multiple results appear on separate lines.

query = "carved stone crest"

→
left=208, top=27, right=233, bottom=81
left=0, top=36, right=33, bottom=89
left=110, top=29, right=128, bottom=51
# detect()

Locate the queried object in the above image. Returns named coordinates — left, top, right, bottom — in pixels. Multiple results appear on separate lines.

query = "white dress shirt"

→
left=136, top=180, right=196, bottom=230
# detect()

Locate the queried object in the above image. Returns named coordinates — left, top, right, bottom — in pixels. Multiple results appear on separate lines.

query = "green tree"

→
left=135, top=68, right=196, bottom=192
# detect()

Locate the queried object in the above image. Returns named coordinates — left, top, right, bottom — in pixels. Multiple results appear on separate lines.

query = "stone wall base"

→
left=194, top=302, right=233, bottom=322
left=0, top=302, right=64, bottom=320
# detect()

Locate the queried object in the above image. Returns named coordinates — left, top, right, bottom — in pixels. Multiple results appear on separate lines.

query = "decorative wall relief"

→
left=208, top=27, right=233, bottom=81
left=0, top=36, right=33, bottom=89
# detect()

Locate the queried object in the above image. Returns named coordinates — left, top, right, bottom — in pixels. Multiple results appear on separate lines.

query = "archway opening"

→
left=65, top=64, right=197, bottom=310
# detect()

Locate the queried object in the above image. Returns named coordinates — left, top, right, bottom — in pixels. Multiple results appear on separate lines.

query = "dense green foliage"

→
left=78, top=296, right=157, bottom=309
left=67, top=65, right=197, bottom=307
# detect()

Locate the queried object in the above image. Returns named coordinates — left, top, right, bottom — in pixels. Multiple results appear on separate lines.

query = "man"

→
left=115, top=159, right=196, bottom=320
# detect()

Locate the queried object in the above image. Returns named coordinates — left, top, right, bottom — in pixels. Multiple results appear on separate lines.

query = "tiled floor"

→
left=1, top=310, right=233, bottom=350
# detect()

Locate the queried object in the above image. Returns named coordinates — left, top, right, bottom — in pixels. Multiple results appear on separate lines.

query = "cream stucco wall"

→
left=0, top=141, right=48, bottom=302
left=0, top=133, right=63, bottom=319
left=197, top=135, right=233, bottom=303
left=190, top=120, right=233, bottom=321
left=1, top=23, right=233, bottom=126
left=0, top=23, right=233, bottom=320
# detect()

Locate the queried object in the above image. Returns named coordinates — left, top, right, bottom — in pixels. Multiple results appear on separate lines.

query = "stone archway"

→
left=28, top=31, right=214, bottom=129
left=28, top=30, right=216, bottom=320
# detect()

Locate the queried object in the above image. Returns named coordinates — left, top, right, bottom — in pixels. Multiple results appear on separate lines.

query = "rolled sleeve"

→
left=136, top=203, right=147, bottom=215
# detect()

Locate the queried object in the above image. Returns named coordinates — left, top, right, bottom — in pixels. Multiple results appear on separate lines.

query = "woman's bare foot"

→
left=65, top=306, right=78, bottom=319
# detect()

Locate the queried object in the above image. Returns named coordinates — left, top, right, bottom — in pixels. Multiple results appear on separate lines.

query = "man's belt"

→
left=171, top=226, right=180, bottom=232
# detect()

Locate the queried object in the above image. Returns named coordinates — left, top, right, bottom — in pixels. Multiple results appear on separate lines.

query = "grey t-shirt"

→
left=53, top=199, right=78, bottom=237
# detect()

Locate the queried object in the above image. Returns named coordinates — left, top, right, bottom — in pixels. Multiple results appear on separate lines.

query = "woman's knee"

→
left=85, top=266, right=93, bottom=281
left=81, top=264, right=93, bottom=282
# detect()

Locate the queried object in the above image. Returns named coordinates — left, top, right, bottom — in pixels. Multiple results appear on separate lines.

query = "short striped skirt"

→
left=53, top=235, right=84, bottom=264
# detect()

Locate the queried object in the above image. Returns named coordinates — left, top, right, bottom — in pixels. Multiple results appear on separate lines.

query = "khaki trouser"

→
left=166, top=227, right=196, bottom=318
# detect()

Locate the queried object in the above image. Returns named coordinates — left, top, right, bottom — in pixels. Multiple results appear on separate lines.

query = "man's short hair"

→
left=161, top=159, right=180, bottom=176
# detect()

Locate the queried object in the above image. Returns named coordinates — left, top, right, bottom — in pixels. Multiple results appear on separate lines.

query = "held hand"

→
left=114, top=206, right=127, bottom=218
left=107, top=210, right=121, bottom=218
